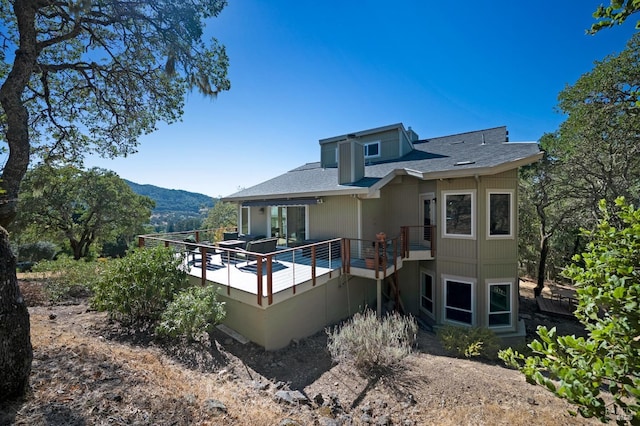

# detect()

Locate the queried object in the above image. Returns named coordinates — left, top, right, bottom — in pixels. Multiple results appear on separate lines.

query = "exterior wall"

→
left=360, top=196, right=386, bottom=241
left=247, top=206, right=269, bottom=237
left=309, top=195, right=360, bottom=240
left=214, top=274, right=377, bottom=350
left=434, top=170, right=520, bottom=333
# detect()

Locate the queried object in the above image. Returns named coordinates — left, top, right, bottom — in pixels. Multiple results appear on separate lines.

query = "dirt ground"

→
left=0, top=278, right=601, bottom=425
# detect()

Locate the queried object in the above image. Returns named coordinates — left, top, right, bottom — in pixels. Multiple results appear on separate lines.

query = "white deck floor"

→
left=185, top=250, right=339, bottom=296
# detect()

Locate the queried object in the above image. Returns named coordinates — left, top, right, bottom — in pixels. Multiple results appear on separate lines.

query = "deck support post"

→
left=376, top=278, right=382, bottom=316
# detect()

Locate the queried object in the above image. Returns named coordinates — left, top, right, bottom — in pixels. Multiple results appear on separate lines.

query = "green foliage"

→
left=32, top=255, right=106, bottom=303
left=500, top=198, right=640, bottom=423
left=16, top=241, right=59, bottom=262
left=156, top=285, right=226, bottom=342
left=91, top=246, right=189, bottom=324
left=202, top=201, right=237, bottom=232
left=326, top=309, right=417, bottom=378
left=437, top=325, right=501, bottom=360
left=14, top=165, right=154, bottom=260
left=590, top=0, right=640, bottom=34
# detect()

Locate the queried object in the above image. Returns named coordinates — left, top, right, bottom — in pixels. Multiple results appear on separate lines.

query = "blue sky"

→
left=86, top=1, right=637, bottom=198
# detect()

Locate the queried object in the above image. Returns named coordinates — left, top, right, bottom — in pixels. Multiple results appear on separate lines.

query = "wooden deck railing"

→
left=137, top=226, right=435, bottom=306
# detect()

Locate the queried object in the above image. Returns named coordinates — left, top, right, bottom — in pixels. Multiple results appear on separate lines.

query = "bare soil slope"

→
left=0, top=279, right=598, bottom=425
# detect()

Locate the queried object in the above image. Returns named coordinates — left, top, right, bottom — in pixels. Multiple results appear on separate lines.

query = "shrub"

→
left=156, top=285, right=226, bottom=342
left=17, top=241, right=59, bottom=262
left=326, top=309, right=417, bottom=377
left=437, top=325, right=501, bottom=360
left=91, top=246, right=189, bottom=324
left=32, top=255, right=105, bottom=302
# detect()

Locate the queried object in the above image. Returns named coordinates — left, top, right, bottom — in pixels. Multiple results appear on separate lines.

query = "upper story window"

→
left=487, top=190, right=513, bottom=238
left=363, top=141, right=380, bottom=159
left=442, top=190, right=475, bottom=239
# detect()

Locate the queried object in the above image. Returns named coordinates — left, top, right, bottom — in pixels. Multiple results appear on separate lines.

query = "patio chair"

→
left=234, top=237, right=278, bottom=268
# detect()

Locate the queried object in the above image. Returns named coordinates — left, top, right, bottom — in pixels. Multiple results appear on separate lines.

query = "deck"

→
left=186, top=248, right=340, bottom=297
left=535, top=295, right=576, bottom=318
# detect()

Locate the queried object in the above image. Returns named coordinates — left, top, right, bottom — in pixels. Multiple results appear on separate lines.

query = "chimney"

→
left=407, top=126, right=419, bottom=142
left=338, top=135, right=365, bottom=185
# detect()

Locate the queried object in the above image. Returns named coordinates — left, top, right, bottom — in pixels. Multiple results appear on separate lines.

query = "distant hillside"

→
left=125, top=180, right=215, bottom=214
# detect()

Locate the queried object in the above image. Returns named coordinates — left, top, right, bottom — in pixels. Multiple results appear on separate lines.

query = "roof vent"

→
left=450, top=140, right=464, bottom=145
left=454, top=160, right=475, bottom=166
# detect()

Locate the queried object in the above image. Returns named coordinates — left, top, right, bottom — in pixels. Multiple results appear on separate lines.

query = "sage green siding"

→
left=213, top=275, right=377, bottom=350
left=309, top=196, right=359, bottom=239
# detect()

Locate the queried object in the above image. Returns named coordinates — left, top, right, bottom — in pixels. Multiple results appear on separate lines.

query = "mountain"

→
left=125, top=180, right=216, bottom=231
left=125, top=180, right=215, bottom=214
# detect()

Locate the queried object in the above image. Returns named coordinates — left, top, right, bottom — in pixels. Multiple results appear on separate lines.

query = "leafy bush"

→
left=17, top=241, right=59, bottom=262
left=326, top=309, right=417, bottom=377
left=91, top=246, right=189, bottom=324
left=156, top=285, right=226, bottom=342
left=437, top=325, right=501, bottom=360
left=500, top=198, right=640, bottom=423
left=32, top=255, right=105, bottom=302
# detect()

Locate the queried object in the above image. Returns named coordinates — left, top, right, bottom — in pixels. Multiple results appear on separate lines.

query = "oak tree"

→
left=0, top=0, right=229, bottom=400
left=15, top=165, right=154, bottom=259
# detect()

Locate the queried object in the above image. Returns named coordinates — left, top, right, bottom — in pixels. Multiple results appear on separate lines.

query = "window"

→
left=420, top=271, right=434, bottom=317
left=241, top=207, right=249, bottom=235
left=443, top=191, right=475, bottom=238
left=444, top=277, right=474, bottom=325
left=488, top=191, right=513, bottom=238
left=270, top=205, right=306, bottom=246
left=488, top=282, right=512, bottom=327
left=364, top=141, right=380, bottom=159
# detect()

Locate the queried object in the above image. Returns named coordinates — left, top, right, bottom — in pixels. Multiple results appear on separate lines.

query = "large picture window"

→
left=488, top=190, right=513, bottom=238
left=420, top=271, right=434, bottom=317
left=443, top=277, right=474, bottom=325
left=443, top=191, right=475, bottom=238
left=488, top=282, right=512, bottom=327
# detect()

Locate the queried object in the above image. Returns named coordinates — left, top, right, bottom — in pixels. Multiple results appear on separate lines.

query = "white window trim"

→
left=442, top=190, right=476, bottom=239
left=363, top=141, right=381, bottom=159
left=442, top=274, right=476, bottom=326
left=486, top=279, right=515, bottom=329
left=486, top=189, right=514, bottom=239
left=240, top=206, right=250, bottom=235
left=420, top=269, right=435, bottom=319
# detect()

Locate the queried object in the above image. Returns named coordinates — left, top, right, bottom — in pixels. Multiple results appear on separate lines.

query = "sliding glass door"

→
left=270, top=206, right=306, bottom=246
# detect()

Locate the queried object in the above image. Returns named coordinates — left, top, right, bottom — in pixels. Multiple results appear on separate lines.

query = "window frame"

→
left=240, top=206, right=250, bottom=235
left=442, top=275, right=476, bottom=326
left=487, top=280, right=514, bottom=329
left=420, top=270, right=435, bottom=318
left=487, top=190, right=514, bottom=239
left=442, top=190, right=476, bottom=239
left=363, top=141, right=381, bottom=159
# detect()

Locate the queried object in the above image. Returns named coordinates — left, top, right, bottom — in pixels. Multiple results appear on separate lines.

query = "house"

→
left=141, top=123, right=542, bottom=350
left=212, top=123, right=542, bottom=346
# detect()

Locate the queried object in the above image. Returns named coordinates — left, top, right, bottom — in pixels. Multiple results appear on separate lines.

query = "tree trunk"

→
left=535, top=235, right=550, bottom=297
left=0, top=1, right=40, bottom=401
left=0, top=226, right=32, bottom=401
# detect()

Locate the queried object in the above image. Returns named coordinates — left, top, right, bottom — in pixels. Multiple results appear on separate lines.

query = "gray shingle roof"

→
left=224, top=126, right=541, bottom=201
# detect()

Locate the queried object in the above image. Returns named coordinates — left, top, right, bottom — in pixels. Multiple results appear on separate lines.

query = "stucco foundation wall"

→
left=202, top=274, right=377, bottom=351
left=261, top=275, right=377, bottom=350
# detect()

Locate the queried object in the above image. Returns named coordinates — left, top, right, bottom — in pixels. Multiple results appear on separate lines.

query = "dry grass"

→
left=0, top=279, right=601, bottom=425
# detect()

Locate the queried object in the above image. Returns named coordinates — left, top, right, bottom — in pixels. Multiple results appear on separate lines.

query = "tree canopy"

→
left=0, top=0, right=230, bottom=225
left=0, top=0, right=230, bottom=400
left=14, top=165, right=154, bottom=259
left=591, top=0, right=640, bottom=33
